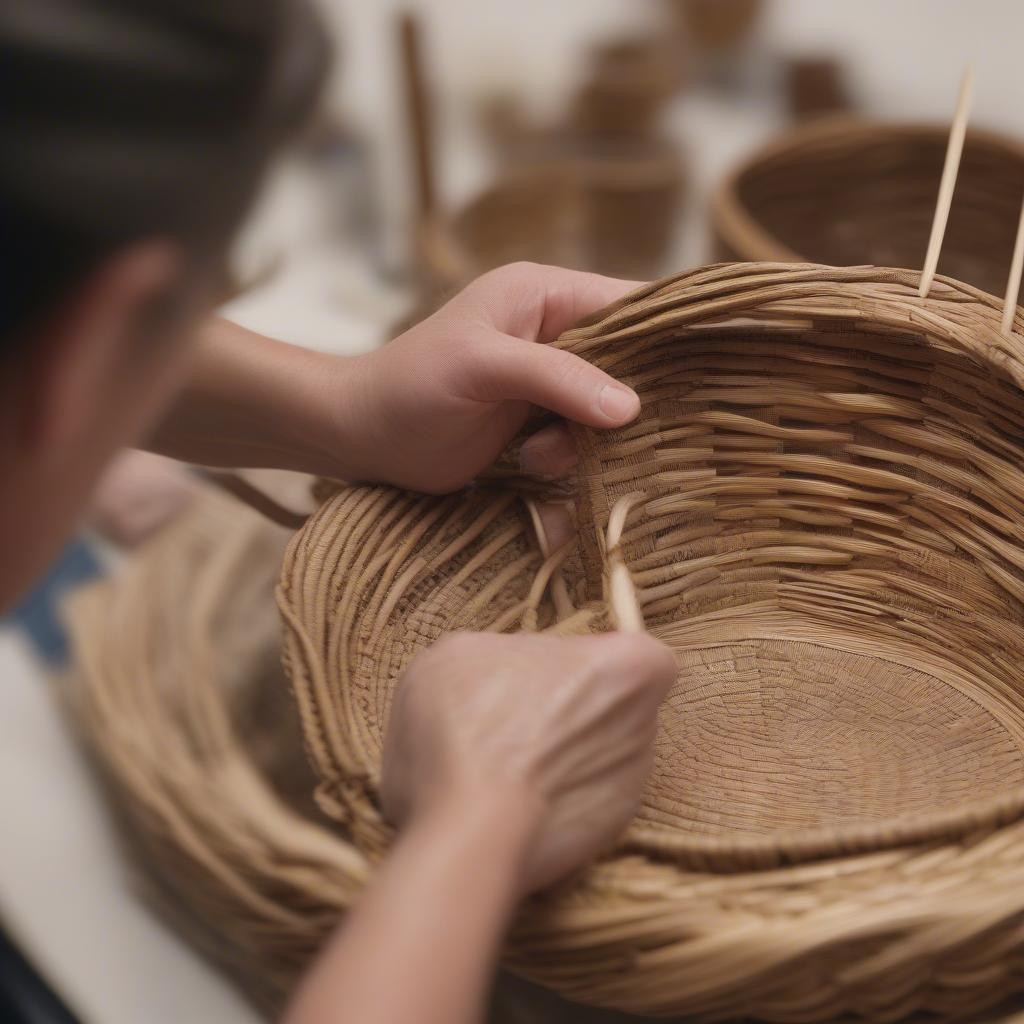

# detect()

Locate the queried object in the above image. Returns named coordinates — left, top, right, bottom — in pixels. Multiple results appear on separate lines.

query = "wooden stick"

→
left=919, top=67, right=975, bottom=299
left=1002, top=189, right=1024, bottom=334
left=398, top=11, right=436, bottom=221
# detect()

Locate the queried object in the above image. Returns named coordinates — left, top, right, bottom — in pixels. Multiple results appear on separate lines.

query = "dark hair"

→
left=0, top=0, right=330, bottom=344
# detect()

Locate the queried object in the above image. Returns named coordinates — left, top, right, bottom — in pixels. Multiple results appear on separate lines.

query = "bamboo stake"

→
left=919, top=67, right=975, bottom=299
left=398, top=11, right=436, bottom=222
left=1002, top=189, right=1024, bottom=334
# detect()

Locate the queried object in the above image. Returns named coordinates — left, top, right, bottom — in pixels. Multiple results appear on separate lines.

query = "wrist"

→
left=406, top=781, right=544, bottom=892
left=283, top=347, right=377, bottom=481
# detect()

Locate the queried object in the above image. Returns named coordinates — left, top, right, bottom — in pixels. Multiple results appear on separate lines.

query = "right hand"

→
left=380, top=631, right=677, bottom=894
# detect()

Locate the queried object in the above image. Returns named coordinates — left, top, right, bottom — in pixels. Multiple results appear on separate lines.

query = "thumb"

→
left=465, top=335, right=640, bottom=428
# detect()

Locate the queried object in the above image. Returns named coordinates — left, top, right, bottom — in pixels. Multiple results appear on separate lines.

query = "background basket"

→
left=712, top=120, right=1024, bottom=296
left=279, top=262, right=1024, bottom=1021
left=438, top=140, right=684, bottom=288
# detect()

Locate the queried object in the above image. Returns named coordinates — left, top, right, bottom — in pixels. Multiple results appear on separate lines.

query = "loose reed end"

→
left=605, top=493, right=647, bottom=634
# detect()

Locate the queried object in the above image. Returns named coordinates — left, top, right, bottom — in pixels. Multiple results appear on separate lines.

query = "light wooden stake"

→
left=919, top=67, right=975, bottom=299
left=1002, top=189, right=1024, bottom=334
left=398, top=11, right=436, bottom=222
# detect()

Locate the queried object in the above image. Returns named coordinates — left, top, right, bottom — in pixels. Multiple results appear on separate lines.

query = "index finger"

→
left=471, top=262, right=646, bottom=345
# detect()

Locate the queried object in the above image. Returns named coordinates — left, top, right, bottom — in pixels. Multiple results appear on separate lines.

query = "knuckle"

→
left=470, top=261, right=538, bottom=298
left=545, top=347, right=587, bottom=390
left=495, top=260, right=542, bottom=282
left=430, top=631, right=478, bottom=659
left=429, top=630, right=511, bottom=668
left=595, top=634, right=677, bottom=694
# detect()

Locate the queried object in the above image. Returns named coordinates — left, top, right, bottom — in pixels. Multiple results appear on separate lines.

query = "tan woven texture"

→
left=280, top=262, right=1024, bottom=1021
left=65, top=493, right=698, bottom=1024
left=443, top=143, right=683, bottom=286
left=712, top=120, right=1024, bottom=296
left=66, top=497, right=372, bottom=1014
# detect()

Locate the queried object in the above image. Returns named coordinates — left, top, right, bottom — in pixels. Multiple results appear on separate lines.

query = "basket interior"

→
left=281, top=264, right=1024, bottom=872
left=572, top=315, right=1024, bottom=855
left=729, top=127, right=1024, bottom=296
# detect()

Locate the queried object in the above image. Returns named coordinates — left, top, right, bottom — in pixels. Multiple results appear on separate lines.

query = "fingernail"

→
left=598, top=384, right=640, bottom=423
left=519, top=444, right=550, bottom=476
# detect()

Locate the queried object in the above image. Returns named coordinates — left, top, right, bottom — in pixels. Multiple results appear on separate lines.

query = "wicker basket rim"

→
left=710, top=116, right=1024, bottom=266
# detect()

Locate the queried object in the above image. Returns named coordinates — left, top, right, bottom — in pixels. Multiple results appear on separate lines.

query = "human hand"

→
left=88, top=450, right=197, bottom=547
left=331, top=262, right=643, bottom=493
left=380, top=631, right=676, bottom=894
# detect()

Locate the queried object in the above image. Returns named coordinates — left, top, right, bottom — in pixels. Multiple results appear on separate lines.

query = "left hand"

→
left=327, top=262, right=642, bottom=493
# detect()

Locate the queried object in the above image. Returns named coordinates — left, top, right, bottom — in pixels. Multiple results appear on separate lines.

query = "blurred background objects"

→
left=4, top=2, right=1024, bottom=1022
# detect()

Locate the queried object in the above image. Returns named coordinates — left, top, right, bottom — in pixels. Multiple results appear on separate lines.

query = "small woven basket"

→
left=437, top=141, right=683, bottom=289
left=570, top=38, right=684, bottom=139
left=713, top=120, right=1024, bottom=296
left=280, top=262, right=1024, bottom=1022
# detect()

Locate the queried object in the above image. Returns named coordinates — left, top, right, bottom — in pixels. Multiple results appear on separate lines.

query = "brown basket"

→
left=713, top=119, right=1024, bottom=296
left=65, top=495, right=371, bottom=1015
left=280, top=262, right=1024, bottom=1022
left=570, top=38, right=684, bottom=139
left=441, top=142, right=684, bottom=288
left=447, top=163, right=584, bottom=275
left=667, top=0, right=762, bottom=52
left=64, top=492, right=656, bottom=1024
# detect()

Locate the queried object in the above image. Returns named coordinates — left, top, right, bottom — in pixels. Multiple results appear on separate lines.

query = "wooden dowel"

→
left=398, top=11, right=436, bottom=221
left=919, top=67, right=975, bottom=299
left=1002, top=189, right=1024, bottom=335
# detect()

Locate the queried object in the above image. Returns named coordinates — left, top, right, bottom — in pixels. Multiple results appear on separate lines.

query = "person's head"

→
left=0, top=0, right=328, bottom=609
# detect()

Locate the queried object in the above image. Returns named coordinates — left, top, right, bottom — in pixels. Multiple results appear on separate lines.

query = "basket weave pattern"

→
left=67, top=499, right=371, bottom=1013
left=713, top=121, right=1024, bottom=297
left=279, top=263, right=1024, bottom=1020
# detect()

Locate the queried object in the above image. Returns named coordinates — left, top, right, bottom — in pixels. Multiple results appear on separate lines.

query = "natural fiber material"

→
left=713, top=120, right=1024, bottom=296
left=66, top=495, right=371, bottom=1015
left=280, top=262, right=1024, bottom=1021
left=440, top=142, right=683, bottom=288
left=64, top=492, right=648, bottom=1024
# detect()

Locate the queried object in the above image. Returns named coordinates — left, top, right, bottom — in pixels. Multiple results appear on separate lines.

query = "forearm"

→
left=284, top=789, right=537, bottom=1024
left=145, top=318, right=363, bottom=476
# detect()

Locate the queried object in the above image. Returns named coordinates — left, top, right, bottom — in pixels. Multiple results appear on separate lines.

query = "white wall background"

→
left=311, top=0, right=1024, bottom=247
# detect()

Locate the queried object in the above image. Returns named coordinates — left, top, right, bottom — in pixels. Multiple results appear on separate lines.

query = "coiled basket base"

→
left=647, top=627, right=1024, bottom=840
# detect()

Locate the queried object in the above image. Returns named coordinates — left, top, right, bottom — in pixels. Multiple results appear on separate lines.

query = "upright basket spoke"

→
left=919, top=67, right=975, bottom=299
left=1003, top=188, right=1024, bottom=335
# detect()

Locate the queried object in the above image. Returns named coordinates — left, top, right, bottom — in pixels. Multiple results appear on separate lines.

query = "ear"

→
left=17, top=241, right=180, bottom=454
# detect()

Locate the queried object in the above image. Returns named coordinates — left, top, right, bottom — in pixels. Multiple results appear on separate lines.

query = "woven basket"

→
left=713, top=119, right=1024, bottom=297
left=280, top=262, right=1024, bottom=1022
left=440, top=143, right=683, bottom=289
left=65, top=492, right=662, bottom=1024
left=570, top=38, right=683, bottom=139
left=667, top=0, right=762, bottom=52
left=65, top=495, right=371, bottom=1015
